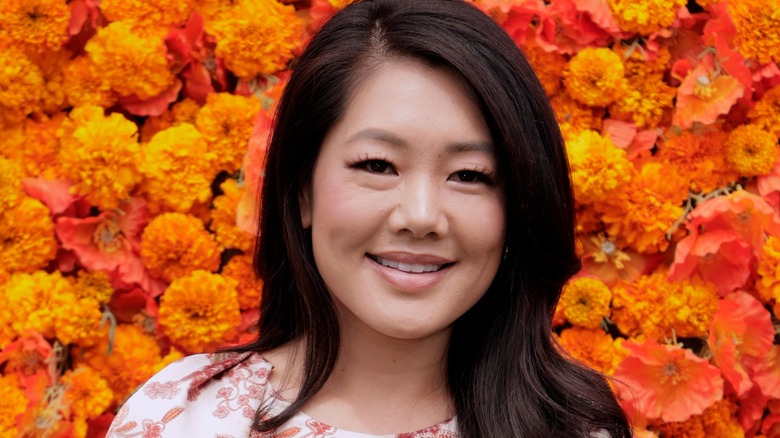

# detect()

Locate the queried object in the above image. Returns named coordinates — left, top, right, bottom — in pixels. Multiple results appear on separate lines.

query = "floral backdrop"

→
left=0, top=0, right=779, bottom=436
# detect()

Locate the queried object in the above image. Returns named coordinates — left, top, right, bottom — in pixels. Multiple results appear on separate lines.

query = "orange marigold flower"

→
left=522, top=37, right=567, bottom=96
left=0, top=0, right=70, bottom=52
left=0, top=48, right=43, bottom=125
left=58, top=106, right=142, bottom=210
left=723, top=124, right=778, bottom=178
left=0, top=197, right=57, bottom=274
left=196, top=93, right=262, bottom=173
left=29, top=48, right=70, bottom=115
left=140, top=212, right=221, bottom=282
left=728, top=0, right=780, bottom=65
left=556, top=327, right=628, bottom=375
left=1, top=114, right=66, bottom=179
left=564, top=48, right=626, bottom=107
left=566, top=130, right=633, bottom=205
left=652, top=398, right=743, bottom=438
left=551, top=93, right=604, bottom=136
left=709, top=292, right=774, bottom=397
left=558, top=276, right=612, bottom=329
left=74, top=270, right=115, bottom=305
left=139, top=123, right=217, bottom=212
left=0, top=374, right=26, bottom=435
left=78, top=324, right=163, bottom=404
left=610, top=72, right=675, bottom=128
left=758, top=236, right=780, bottom=310
left=211, top=179, right=254, bottom=251
left=85, top=21, right=175, bottom=99
left=139, top=97, right=201, bottom=142
left=599, top=163, right=687, bottom=254
left=62, top=56, right=116, bottom=109
left=158, top=270, right=241, bottom=353
left=100, top=0, right=194, bottom=29
left=0, top=157, right=23, bottom=212
left=222, top=254, right=263, bottom=310
left=614, top=340, right=723, bottom=423
left=62, top=365, right=114, bottom=420
left=207, top=0, right=303, bottom=79
left=607, top=0, right=686, bottom=35
left=654, top=130, right=737, bottom=194
left=611, top=271, right=718, bottom=340
left=673, top=63, right=744, bottom=129
left=1, top=270, right=73, bottom=340
left=54, top=293, right=105, bottom=347
left=749, top=86, right=780, bottom=138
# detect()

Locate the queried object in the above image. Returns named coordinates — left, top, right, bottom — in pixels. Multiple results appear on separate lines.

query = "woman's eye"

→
left=450, top=170, right=492, bottom=184
left=361, top=160, right=394, bottom=174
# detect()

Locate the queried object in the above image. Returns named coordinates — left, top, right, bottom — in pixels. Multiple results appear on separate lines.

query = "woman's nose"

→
left=387, top=176, right=449, bottom=239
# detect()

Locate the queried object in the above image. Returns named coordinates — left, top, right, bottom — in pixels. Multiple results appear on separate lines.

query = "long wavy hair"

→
left=235, top=0, right=631, bottom=436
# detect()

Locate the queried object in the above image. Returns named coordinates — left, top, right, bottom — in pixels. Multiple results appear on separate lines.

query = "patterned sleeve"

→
left=105, top=352, right=273, bottom=438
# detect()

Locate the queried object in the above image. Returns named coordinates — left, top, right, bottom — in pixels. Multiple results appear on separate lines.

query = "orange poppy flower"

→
left=708, top=292, right=774, bottom=396
left=745, top=345, right=780, bottom=399
left=673, top=62, right=744, bottom=129
left=614, top=340, right=723, bottom=423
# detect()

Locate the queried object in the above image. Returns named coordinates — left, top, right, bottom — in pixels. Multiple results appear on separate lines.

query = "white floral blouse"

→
left=105, top=352, right=459, bottom=438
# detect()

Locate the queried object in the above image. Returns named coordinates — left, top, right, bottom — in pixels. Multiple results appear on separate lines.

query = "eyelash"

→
left=347, top=155, right=496, bottom=185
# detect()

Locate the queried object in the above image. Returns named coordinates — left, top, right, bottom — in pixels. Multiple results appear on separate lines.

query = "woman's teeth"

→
left=374, top=256, right=442, bottom=273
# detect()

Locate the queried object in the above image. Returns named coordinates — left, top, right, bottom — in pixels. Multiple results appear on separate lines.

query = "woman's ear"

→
left=299, top=185, right=312, bottom=229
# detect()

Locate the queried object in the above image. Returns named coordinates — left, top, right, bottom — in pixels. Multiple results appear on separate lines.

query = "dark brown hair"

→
left=237, top=0, right=631, bottom=436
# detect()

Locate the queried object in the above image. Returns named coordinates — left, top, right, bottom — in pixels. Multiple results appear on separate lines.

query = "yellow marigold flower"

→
left=207, top=0, right=303, bottom=79
left=757, top=236, right=780, bottom=310
left=74, top=271, right=115, bottom=305
left=652, top=398, right=743, bottom=438
left=222, top=254, right=263, bottom=310
left=78, top=324, right=163, bottom=404
left=140, top=212, right=221, bottom=282
left=607, top=0, right=686, bottom=35
left=85, top=21, right=175, bottom=99
left=723, top=124, right=778, bottom=178
left=54, top=294, right=105, bottom=347
left=610, top=72, right=675, bottom=128
left=101, top=0, right=193, bottom=29
left=62, top=56, right=116, bottom=109
left=599, top=163, right=687, bottom=254
left=564, top=48, right=626, bottom=107
left=62, top=366, right=113, bottom=421
left=0, top=375, right=26, bottom=435
left=0, top=157, right=23, bottom=212
left=566, top=130, right=633, bottom=205
left=196, top=93, right=263, bottom=173
left=58, top=106, right=142, bottom=210
left=211, top=179, right=253, bottom=251
left=2, top=270, right=73, bottom=339
left=551, top=93, right=604, bottom=136
left=0, top=197, right=57, bottom=274
left=728, top=0, right=780, bottom=65
left=0, top=0, right=70, bottom=52
left=0, top=49, right=44, bottom=125
left=158, top=270, right=241, bottom=353
left=749, top=86, right=780, bottom=138
left=556, top=327, right=628, bottom=375
left=558, top=277, right=612, bottom=329
left=139, top=124, right=217, bottom=212
left=140, top=97, right=201, bottom=142
left=615, top=44, right=672, bottom=77
left=611, top=271, right=718, bottom=341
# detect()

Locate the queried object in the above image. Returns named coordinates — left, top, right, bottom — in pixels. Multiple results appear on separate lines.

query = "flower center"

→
left=600, top=240, right=617, bottom=255
left=693, top=76, right=715, bottom=99
left=93, top=220, right=123, bottom=253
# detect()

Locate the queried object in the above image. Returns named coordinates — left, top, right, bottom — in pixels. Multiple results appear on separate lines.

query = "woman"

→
left=108, top=0, right=631, bottom=436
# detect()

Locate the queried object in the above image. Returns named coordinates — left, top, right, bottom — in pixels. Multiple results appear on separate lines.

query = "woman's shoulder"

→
left=106, top=351, right=276, bottom=437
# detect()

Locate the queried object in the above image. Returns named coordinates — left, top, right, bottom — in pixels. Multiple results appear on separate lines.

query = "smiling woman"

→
left=107, top=1, right=631, bottom=437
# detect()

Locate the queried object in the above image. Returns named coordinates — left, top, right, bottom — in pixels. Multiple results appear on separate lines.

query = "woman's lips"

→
left=367, top=252, right=453, bottom=292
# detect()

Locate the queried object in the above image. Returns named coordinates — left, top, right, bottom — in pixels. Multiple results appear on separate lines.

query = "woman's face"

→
left=300, top=58, right=506, bottom=342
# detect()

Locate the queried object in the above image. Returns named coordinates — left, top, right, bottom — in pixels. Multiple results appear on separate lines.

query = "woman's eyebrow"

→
left=346, top=128, right=494, bottom=154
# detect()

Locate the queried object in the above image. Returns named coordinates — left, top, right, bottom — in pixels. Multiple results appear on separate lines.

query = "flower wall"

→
left=0, top=0, right=779, bottom=436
